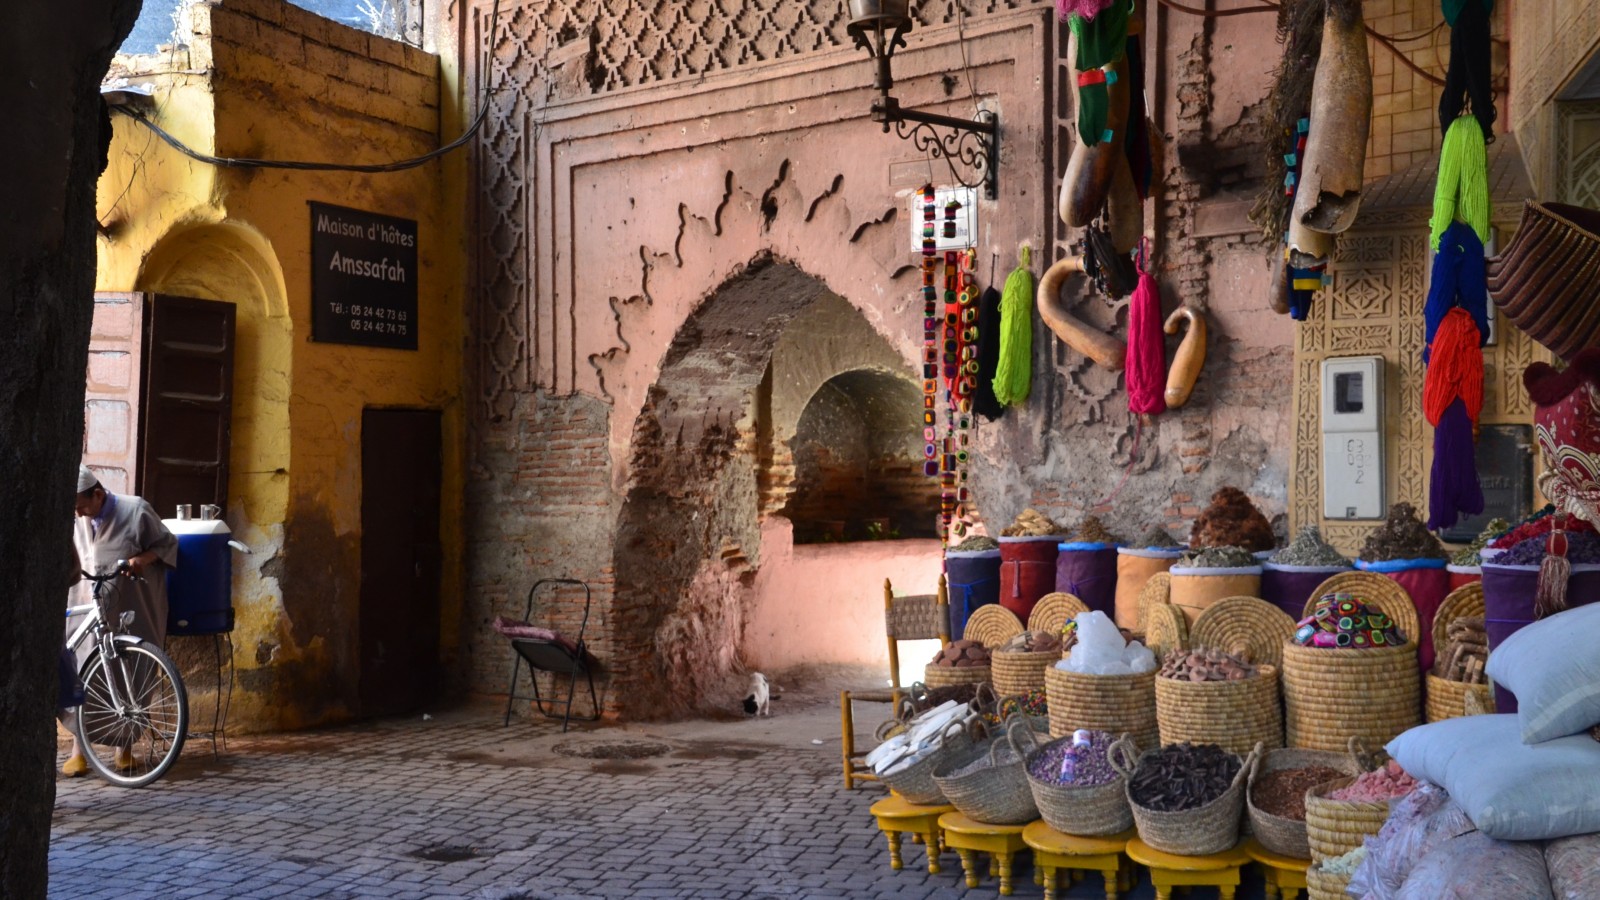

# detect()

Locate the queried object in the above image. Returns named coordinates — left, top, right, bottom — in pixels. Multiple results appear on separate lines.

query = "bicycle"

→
left=64, top=562, right=189, bottom=787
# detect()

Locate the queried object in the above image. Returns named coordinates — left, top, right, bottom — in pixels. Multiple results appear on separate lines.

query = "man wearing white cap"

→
left=62, top=465, right=178, bottom=776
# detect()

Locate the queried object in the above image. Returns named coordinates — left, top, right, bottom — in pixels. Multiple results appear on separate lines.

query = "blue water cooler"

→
left=164, top=516, right=234, bottom=635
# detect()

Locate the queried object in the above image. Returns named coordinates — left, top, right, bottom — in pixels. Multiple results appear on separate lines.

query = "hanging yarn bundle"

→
left=1429, top=398, right=1484, bottom=531
left=973, top=283, right=1006, bottom=421
left=1068, top=0, right=1131, bottom=148
left=1424, top=309, right=1484, bottom=427
left=1439, top=0, right=1495, bottom=141
left=1430, top=116, right=1491, bottom=251
left=994, top=246, right=1035, bottom=407
left=1125, top=245, right=1167, bottom=416
left=1422, top=221, right=1489, bottom=364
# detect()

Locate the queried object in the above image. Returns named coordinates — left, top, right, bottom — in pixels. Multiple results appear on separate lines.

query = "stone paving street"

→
left=51, top=698, right=1268, bottom=899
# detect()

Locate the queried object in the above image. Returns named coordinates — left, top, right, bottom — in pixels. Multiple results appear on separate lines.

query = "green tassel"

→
left=1069, top=3, right=1131, bottom=147
left=993, top=246, right=1035, bottom=407
left=1430, top=115, right=1491, bottom=251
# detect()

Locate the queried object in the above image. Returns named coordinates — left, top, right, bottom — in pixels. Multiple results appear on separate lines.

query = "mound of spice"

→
left=1129, top=743, right=1241, bottom=812
left=1002, top=508, right=1064, bottom=537
left=1070, top=516, right=1123, bottom=545
left=1159, top=647, right=1257, bottom=682
left=1449, top=518, right=1509, bottom=566
left=1027, top=730, right=1118, bottom=786
left=1001, top=630, right=1063, bottom=654
left=952, top=534, right=1000, bottom=552
left=931, top=639, right=991, bottom=668
left=1294, top=593, right=1405, bottom=648
left=1496, top=530, right=1600, bottom=565
left=1486, top=505, right=1598, bottom=549
left=1137, top=526, right=1181, bottom=549
left=1189, top=487, right=1276, bottom=553
left=1176, top=546, right=1260, bottom=569
left=1327, top=759, right=1417, bottom=802
left=1252, top=765, right=1345, bottom=820
left=1270, top=526, right=1352, bottom=567
left=1358, top=502, right=1446, bottom=561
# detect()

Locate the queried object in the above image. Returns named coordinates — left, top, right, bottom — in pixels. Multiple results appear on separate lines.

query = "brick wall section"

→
left=210, top=0, right=438, bottom=139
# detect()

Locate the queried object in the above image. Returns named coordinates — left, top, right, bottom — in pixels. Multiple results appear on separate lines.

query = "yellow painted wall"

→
left=93, top=0, right=466, bottom=732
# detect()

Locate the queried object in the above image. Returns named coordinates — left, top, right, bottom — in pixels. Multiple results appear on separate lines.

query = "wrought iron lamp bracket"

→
left=873, top=98, right=999, bottom=199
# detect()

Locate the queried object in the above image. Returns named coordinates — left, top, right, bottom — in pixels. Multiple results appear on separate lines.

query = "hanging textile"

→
left=1424, top=307, right=1485, bottom=427
left=1124, top=248, right=1167, bottom=415
left=993, top=247, right=1035, bottom=407
left=1430, top=116, right=1491, bottom=251
left=1069, top=0, right=1131, bottom=147
left=1439, top=0, right=1495, bottom=140
left=1422, top=221, right=1489, bottom=364
left=1122, top=31, right=1153, bottom=200
left=973, top=285, right=1006, bottom=421
left=1428, top=397, right=1484, bottom=530
left=1058, top=0, right=1118, bottom=20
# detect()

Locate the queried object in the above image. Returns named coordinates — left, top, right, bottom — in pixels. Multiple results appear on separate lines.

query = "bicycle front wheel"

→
left=75, top=636, right=188, bottom=787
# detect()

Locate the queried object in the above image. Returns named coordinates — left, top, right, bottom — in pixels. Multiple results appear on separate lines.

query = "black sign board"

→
left=309, top=201, right=418, bottom=349
left=1441, top=424, right=1535, bottom=543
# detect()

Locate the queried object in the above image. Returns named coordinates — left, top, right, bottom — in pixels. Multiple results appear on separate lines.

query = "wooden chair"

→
left=840, top=575, right=950, bottom=789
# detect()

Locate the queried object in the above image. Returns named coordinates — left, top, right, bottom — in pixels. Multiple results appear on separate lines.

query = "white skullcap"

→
left=77, top=464, right=98, bottom=493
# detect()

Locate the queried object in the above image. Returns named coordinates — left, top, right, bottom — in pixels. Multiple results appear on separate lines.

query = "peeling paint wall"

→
left=94, top=0, right=466, bottom=731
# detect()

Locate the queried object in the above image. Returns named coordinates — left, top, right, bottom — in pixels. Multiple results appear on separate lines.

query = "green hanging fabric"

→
left=1070, top=1, right=1131, bottom=147
left=1430, top=115, right=1491, bottom=251
left=993, top=246, right=1035, bottom=407
left=1441, top=0, right=1492, bottom=27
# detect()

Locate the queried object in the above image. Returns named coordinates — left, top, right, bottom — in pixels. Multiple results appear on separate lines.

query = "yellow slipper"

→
left=61, top=754, right=89, bottom=778
left=113, top=748, right=136, bottom=771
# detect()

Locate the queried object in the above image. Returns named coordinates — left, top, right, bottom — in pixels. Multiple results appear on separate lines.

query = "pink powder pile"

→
left=1327, top=759, right=1418, bottom=802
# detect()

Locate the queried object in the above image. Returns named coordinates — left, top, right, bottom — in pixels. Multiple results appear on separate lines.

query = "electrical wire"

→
left=113, top=0, right=501, bottom=173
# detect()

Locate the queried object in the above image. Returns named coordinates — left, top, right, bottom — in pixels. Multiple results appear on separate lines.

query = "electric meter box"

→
left=1321, top=356, right=1385, bottom=520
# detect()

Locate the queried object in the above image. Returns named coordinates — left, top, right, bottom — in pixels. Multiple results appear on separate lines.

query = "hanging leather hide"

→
left=1289, top=0, right=1371, bottom=236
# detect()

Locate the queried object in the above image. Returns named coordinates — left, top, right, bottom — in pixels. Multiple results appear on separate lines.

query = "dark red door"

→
left=139, top=295, right=236, bottom=519
left=359, top=408, right=442, bottom=717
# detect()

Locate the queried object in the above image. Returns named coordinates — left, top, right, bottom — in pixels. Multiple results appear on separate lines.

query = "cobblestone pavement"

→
left=51, top=699, right=1267, bottom=899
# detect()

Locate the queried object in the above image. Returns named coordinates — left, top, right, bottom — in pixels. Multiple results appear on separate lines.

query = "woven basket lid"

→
left=1137, top=572, right=1173, bottom=629
left=1143, top=602, right=1188, bottom=658
left=1028, top=592, right=1090, bottom=634
left=964, top=604, right=1025, bottom=648
left=1302, top=571, right=1421, bottom=646
left=1431, top=582, right=1487, bottom=656
left=1191, top=596, right=1298, bottom=668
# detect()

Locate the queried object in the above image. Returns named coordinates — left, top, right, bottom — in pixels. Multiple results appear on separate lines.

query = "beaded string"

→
left=921, top=185, right=940, bottom=498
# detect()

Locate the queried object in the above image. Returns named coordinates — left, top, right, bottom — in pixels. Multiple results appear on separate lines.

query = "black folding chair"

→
left=501, top=578, right=599, bottom=732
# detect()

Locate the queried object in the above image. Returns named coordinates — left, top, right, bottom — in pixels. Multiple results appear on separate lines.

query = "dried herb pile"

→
left=1271, top=525, right=1351, bottom=567
left=1358, top=502, right=1445, bottom=561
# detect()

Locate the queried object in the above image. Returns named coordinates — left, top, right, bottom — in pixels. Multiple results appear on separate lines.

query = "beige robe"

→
left=70, top=493, right=179, bottom=653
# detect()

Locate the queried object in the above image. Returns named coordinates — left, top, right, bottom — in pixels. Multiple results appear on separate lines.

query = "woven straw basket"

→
left=924, top=662, right=991, bottom=688
left=1143, top=602, right=1188, bottom=658
left=1246, top=748, right=1362, bottom=859
left=1136, top=572, right=1173, bottom=639
left=1191, top=596, right=1298, bottom=670
left=1305, top=774, right=1391, bottom=862
left=1156, top=665, right=1282, bottom=755
left=1025, top=733, right=1138, bottom=837
left=965, top=604, right=1025, bottom=648
left=993, top=648, right=1059, bottom=696
left=878, top=717, right=977, bottom=805
left=1113, top=740, right=1261, bottom=856
left=1305, top=866, right=1352, bottom=900
left=1425, top=582, right=1493, bottom=723
left=1282, top=639, right=1420, bottom=751
left=1045, top=666, right=1159, bottom=749
left=932, top=717, right=1048, bottom=825
left=1029, top=592, right=1089, bottom=635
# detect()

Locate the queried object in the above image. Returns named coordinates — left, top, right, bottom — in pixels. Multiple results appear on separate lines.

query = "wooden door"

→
left=359, top=408, right=442, bottom=717
left=83, top=292, right=145, bottom=493
left=139, top=295, right=236, bottom=519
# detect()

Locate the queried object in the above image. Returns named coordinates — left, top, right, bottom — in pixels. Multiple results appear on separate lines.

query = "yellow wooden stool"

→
left=1243, top=837, right=1309, bottom=900
left=869, top=796, right=953, bottom=874
left=1124, top=837, right=1252, bottom=900
left=1022, top=822, right=1134, bottom=900
left=937, top=811, right=1030, bottom=896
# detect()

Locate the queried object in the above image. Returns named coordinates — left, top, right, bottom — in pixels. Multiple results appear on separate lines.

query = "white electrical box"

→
left=1321, top=356, right=1385, bottom=520
left=907, top=186, right=978, bottom=252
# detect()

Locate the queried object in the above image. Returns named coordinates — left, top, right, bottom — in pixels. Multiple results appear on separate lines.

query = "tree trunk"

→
left=0, top=3, right=140, bottom=897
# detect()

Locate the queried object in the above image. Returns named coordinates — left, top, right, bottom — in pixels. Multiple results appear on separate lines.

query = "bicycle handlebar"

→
left=80, top=560, right=143, bottom=583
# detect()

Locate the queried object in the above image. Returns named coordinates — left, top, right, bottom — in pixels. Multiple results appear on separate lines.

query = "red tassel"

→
left=1535, top=528, right=1571, bottom=620
left=1424, top=307, right=1484, bottom=426
left=1125, top=270, right=1168, bottom=415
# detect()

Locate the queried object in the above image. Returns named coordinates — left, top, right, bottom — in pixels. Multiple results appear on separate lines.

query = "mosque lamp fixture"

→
left=847, top=0, right=1000, bottom=199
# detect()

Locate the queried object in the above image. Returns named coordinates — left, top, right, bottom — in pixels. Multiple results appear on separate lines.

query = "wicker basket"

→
left=1170, top=567, right=1263, bottom=630
left=1029, top=592, right=1090, bottom=635
left=1282, top=640, right=1420, bottom=751
left=1246, top=748, right=1362, bottom=859
left=1305, top=774, right=1392, bottom=862
left=1302, top=572, right=1421, bottom=645
left=1136, top=572, right=1174, bottom=638
left=1425, top=582, right=1491, bottom=723
left=1155, top=665, right=1282, bottom=755
left=1045, top=666, right=1159, bottom=749
left=877, top=717, right=978, bottom=805
left=1025, top=733, right=1138, bottom=837
left=1305, top=866, right=1352, bottom=900
left=924, top=662, right=992, bottom=688
left=965, top=604, right=1025, bottom=648
left=1112, top=740, right=1261, bottom=856
left=932, top=717, right=1048, bottom=825
left=993, top=648, right=1059, bottom=696
left=1190, top=596, right=1298, bottom=669
left=1142, top=602, right=1188, bottom=658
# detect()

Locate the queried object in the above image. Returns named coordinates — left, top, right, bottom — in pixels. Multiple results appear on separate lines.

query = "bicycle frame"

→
left=65, top=573, right=142, bottom=719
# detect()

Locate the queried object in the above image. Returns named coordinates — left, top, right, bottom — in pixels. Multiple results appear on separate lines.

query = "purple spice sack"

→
left=1481, top=562, right=1600, bottom=713
left=1055, top=545, right=1118, bottom=618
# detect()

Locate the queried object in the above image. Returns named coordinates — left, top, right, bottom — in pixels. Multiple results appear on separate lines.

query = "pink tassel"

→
left=1534, top=528, right=1571, bottom=620
left=1125, top=270, right=1168, bottom=415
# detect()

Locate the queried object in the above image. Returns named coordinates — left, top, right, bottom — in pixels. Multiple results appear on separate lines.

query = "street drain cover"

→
left=409, top=844, right=479, bottom=863
left=552, top=738, right=673, bottom=760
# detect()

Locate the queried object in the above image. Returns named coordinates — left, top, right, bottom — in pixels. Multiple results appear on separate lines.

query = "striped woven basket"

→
left=1045, top=666, right=1158, bottom=750
left=1425, top=582, right=1492, bottom=723
left=992, top=648, right=1058, bottom=696
left=924, top=662, right=991, bottom=688
left=1155, top=665, right=1282, bottom=755
left=1305, top=866, right=1352, bottom=900
left=1282, top=639, right=1420, bottom=751
left=1304, top=774, right=1391, bottom=862
left=1246, top=747, right=1362, bottom=859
